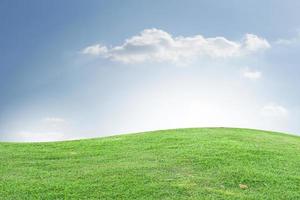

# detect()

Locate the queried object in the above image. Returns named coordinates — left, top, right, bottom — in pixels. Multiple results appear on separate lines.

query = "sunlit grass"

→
left=0, top=128, right=299, bottom=199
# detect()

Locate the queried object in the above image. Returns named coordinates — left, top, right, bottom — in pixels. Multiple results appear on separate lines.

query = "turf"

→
left=0, top=128, right=300, bottom=199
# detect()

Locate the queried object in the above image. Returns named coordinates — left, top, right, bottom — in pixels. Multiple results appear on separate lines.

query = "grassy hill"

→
left=0, top=128, right=299, bottom=199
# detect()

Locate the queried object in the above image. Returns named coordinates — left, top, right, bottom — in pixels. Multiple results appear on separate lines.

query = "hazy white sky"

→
left=1, top=0, right=300, bottom=141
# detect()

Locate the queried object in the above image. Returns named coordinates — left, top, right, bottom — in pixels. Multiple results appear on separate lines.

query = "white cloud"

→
left=44, top=117, right=66, bottom=123
left=82, top=44, right=108, bottom=55
left=260, top=103, right=288, bottom=118
left=242, top=34, right=270, bottom=51
left=16, top=117, right=69, bottom=142
left=276, top=39, right=296, bottom=45
left=242, top=67, right=262, bottom=80
left=275, top=32, right=300, bottom=45
left=17, top=131, right=65, bottom=142
left=81, top=28, right=270, bottom=64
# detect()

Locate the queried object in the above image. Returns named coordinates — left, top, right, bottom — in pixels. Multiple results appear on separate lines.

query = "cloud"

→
left=275, top=32, right=300, bottom=45
left=242, top=67, right=262, bottom=80
left=17, top=131, right=65, bottom=142
left=242, top=34, right=270, bottom=51
left=81, top=28, right=270, bottom=64
left=260, top=103, right=288, bottom=118
left=82, top=44, right=108, bottom=55
left=16, top=117, right=69, bottom=142
left=44, top=117, right=66, bottom=123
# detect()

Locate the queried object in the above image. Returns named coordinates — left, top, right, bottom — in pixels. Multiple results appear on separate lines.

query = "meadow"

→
left=0, top=128, right=299, bottom=199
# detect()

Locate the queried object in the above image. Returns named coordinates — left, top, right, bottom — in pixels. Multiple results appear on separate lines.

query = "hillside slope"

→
left=0, top=128, right=299, bottom=199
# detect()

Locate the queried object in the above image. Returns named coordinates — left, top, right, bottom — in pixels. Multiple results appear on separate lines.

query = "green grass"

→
left=0, top=128, right=300, bottom=199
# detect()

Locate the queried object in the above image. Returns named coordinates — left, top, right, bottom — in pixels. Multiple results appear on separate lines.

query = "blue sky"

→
left=1, top=0, right=300, bottom=141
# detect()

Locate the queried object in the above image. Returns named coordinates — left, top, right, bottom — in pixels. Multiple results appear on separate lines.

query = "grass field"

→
left=0, top=128, right=299, bottom=199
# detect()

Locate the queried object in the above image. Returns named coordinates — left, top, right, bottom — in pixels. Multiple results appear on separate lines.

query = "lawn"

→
left=0, top=128, right=299, bottom=199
